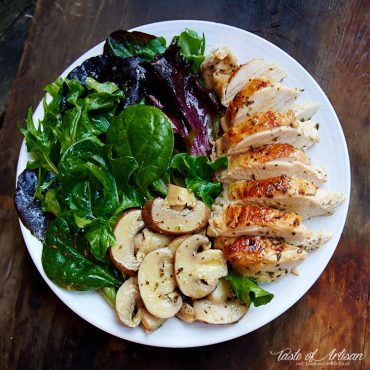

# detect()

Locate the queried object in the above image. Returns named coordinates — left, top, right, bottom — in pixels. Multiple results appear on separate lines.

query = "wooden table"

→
left=0, top=1, right=368, bottom=369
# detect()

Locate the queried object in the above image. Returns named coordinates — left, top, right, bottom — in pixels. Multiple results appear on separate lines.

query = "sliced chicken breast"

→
left=207, top=204, right=331, bottom=250
left=215, top=144, right=327, bottom=186
left=292, top=101, right=320, bottom=122
left=222, top=79, right=301, bottom=129
left=201, top=47, right=238, bottom=94
left=217, top=175, right=344, bottom=219
left=221, top=59, right=287, bottom=105
left=214, top=235, right=307, bottom=282
left=215, top=110, right=319, bottom=156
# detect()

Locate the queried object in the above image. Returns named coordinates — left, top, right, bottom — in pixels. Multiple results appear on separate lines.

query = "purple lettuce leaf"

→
left=144, top=45, right=223, bottom=155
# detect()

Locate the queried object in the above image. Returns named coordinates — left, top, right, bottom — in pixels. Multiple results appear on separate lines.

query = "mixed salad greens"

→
left=15, top=29, right=273, bottom=310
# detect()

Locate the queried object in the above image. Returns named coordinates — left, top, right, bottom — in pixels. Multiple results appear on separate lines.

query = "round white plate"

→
left=16, top=20, right=350, bottom=348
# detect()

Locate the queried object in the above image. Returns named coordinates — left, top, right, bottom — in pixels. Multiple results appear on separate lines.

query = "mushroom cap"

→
left=110, top=209, right=145, bottom=275
left=176, top=301, right=196, bottom=323
left=174, top=234, right=228, bottom=299
left=115, top=277, right=143, bottom=328
left=142, top=198, right=210, bottom=235
left=138, top=247, right=182, bottom=319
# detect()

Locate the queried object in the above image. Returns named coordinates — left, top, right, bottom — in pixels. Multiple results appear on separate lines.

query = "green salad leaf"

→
left=42, top=217, right=122, bottom=290
left=173, top=29, right=205, bottom=72
left=170, top=153, right=227, bottom=207
left=225, top=270, right=274, bottom=307
left=107, top=105, right=174, bottom=195
left=104, top=30, right=166, bottom=61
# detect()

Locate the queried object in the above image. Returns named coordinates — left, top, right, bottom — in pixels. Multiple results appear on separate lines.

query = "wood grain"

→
left=0, top=1, right=369, bottom=369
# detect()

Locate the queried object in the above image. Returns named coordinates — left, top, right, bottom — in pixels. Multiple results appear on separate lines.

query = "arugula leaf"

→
left=225, top=270, right=274, bottom=307
left=170, top=153, right=227, bottom=207
left=42, top=217, right=122, bottom=290
left=107, top=105, right=174, bottom=195
left=173, top=29, right=205, bottom=72
left=19, top=108, right=59, bottom=176
left=104, top=30, right=166, bottom=61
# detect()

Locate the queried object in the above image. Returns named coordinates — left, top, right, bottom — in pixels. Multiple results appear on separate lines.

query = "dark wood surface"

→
left=0, top=1, right=369, bottom=369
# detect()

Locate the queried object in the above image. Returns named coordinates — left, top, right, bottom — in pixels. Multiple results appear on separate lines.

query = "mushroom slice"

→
left=142, top=198, right=210, bottom=235
left=134, top=227, right=172, bottom=261
left=176, top=301, right=196, bottom=323
left=168, top=235, right=190, bottom=254
left=110, top=209, right=145, bottom=275
left=193, top=299, right=247, bottom=324
left=141, top=309, right=166, bottom=333
left=115, top=277, right=143, bottom=328
left=138, top=248, right=182, bottom=319
left=175, top=234, right=228, bottom=299
left=166, top=184, right=197, bottom=211
left=193, top=279, right=247, bottom=324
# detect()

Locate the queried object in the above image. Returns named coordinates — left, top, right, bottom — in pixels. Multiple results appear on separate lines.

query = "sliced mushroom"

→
left=142, top=198, right=210, bottom=235
left=115, top=277, right=143, bottom=328
left=141, top=309, right=166, bottom=333
left=134, top=227, right=172, bottom=261
left=166, top=184, right=197, bottom=211
left=174, top=234, right=228, bottom=299
left=138, top=247, right=182, bottom=319
left=110, top=209, right=145, bottom=275
left=176, top=301, right=196, bottom=323
left=193, top=279, right=248, bottom=324
left=168, top=235, right=190, bottom=254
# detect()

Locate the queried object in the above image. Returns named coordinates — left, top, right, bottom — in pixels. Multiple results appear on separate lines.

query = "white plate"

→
left=16, top=20, right=350, bottom=348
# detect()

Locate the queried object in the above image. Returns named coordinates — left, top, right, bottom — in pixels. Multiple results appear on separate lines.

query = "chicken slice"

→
left=292, top=101, right=320, bottom=121
left=215, top=110, right=319, bottom=156
left=214, top=235, right=307, bottom=282
left=207, top=204, right=331, bottom=250
left=201, top=47, right=238, bottom=95
left=221, top=59, right=287, bottom=106
left=216, top=175, right=344, bottom=219
left=222, top=79, right=301, bottom=129
left=215, top=144, right=327, bottom=186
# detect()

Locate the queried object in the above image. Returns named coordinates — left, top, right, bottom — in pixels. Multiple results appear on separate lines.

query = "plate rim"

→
left=16, top=19, right=351, bottom=348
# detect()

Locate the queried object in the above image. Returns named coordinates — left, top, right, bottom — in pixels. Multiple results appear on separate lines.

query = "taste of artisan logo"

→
left=269, top=347, right=364, bottom=367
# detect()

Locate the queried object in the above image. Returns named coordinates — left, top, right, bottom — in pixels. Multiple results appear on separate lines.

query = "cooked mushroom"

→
left=174, top=234, right=228, bottom=299
left=115, top=277, right=143, bottom=328
left=193, top=279, right=247, bottom=324
left=168, top=235, right=190, bottom=254
left=141, top=309, right=166, bottom=333
left=142, top=198, right=210, bottom=235
left=138, top=247, right=182, bottom=319
left=134, top=227, right=172, bottom=261
left=176, top=301, right=196, bottom=323
left=110, top=209, right=145, bottom=275
left=166, top=184, right=197, bottom=211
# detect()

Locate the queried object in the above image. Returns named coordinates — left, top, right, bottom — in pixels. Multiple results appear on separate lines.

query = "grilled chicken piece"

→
left=215, top=144, right=327, bottom=186
left=217, top=176, right=344, bottom=219
left=292, top=101, right=320, bottom=122
left=221, top=59, right=287, bottom=106
left=221, top=79, right=301, bottom=129
left=215, top=110, right=319, bottom=156
left=201, top=47, right=238, bottom=95
left=207, top=204, right=331, bottom=250
left=214, top=236, right=307, bottom=282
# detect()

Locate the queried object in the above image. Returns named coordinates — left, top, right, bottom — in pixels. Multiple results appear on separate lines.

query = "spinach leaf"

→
left=173, top=29, right=205, bottom=72
left=42, top=217, right=122, bottom=290
left=170, top=153, right=227, bottom=207
left=225, top=270, right=274, bottom=307
left=104, top=30, right=166, bottom=61
left=100, top=286, right=117, bottom=307
left=107, top=105, right=174, bottom=195
left=59, top=138, right=120, bottom=220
